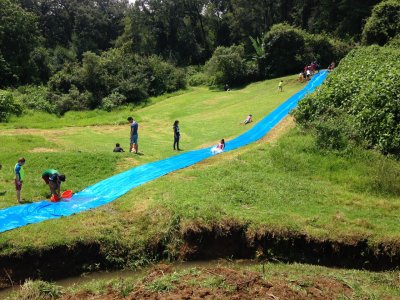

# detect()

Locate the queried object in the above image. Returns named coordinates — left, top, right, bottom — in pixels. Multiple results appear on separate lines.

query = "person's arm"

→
left=57, top=183, right=61, bottom=197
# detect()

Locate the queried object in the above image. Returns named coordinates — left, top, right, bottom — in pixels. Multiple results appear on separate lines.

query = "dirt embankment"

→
left=1, top=220, right=399, bottom=289
left=61, top=264, right=352, bottom=300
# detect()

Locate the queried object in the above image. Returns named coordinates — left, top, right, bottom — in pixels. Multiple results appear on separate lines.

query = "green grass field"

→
left=0, top=74, right=399, bottom=271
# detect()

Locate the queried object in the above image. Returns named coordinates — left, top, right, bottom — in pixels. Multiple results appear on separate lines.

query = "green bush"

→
left=0, top=91, right=23, bottom=122
left=262, top=24, right=352, bottom=77
left=46, top=48, right=186, bottom=113
left=101, top=92, right=127, bottom=112
left=205, top=45, right=253, bottom=86
left=294, top=46, right=400, bottom=156
left=147, top=55, right=186, bottom=95
left=362, top=0, right=400, bottom=46
left=15, top=85, right=55, bottom=113
left=263, top=24, right=306, bottom=77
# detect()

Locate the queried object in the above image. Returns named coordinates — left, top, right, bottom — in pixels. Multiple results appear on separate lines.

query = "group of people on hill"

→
left=5, top=92, right=257, bottom=204
left=298, top=62, right=320, bottom=82
left=112, top=114, right=254, bottom=156
left=9, top=157, right=66, bottom=203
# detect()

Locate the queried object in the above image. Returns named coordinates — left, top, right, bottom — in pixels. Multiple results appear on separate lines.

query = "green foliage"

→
left=0, top=91, right=22, bottom=122
left=294, top=46, right=400, bottom=156
left=263, top=23, right=352, bottom=77
left=0, top=0, right=41, bottom=86
left=205, top=45, right=256, bottom=85
left=147, top=55, right=186, bottom=95
left=101, top=92, right=126, bottom=112
left=15, top=85, right=55, bottom=114
left=362, top=0, right=400, bottom=46
left=45, top=49, right=186, bottom=114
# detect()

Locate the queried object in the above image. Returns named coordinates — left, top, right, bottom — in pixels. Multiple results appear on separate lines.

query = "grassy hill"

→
left=0, top=75, right=300, bottom=208
left=0, top=74, right=399, bottom=298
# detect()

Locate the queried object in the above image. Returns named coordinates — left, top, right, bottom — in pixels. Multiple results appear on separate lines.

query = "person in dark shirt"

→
left=173, top=120, right=181, bottom=151
left=128, top=116, right=139, bottom=153
left=113, top=143, right=124, bottom=152
left=42, top=169, right=66, bottom=202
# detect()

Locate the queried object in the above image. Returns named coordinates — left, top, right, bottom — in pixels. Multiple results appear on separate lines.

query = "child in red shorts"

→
left=15, top=157, right=26, bottom=204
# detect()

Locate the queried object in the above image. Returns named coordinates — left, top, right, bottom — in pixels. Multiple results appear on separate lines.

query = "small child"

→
left=241, top=114, right=253, bottom=125
left=15, top=157, right=25, bottom=203
left=113, top=143, right=124, bottom=152
left=211, top=139, right=225, bottom=154
left=278, top=80, right=283, bottom=92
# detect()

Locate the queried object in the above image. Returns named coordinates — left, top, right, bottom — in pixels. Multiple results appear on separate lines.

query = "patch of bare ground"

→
left=29, top=147, right=58, bottom=153
left=60, top=265, right=352, bottom=300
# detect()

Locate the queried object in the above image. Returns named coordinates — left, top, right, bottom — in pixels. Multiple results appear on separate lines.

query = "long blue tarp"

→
left=0, top=71, right=328, bottom=233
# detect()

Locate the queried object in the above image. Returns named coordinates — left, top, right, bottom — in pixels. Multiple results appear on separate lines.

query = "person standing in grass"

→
left=278, top=80, right=283, bottom=92
left=15, top=157, right=25, bottom=203
left=128, top=116, right=139, bottom=154
left=42, top=169, right=66, bottom=202
left=173, top=120, right=181, bottom=151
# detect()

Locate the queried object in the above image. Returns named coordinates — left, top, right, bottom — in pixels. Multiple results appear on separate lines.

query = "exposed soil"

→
left=1, top=221, right=400, bottom=290
left=60, top=264, right=352, bottom=300
left=29, top=147, right=58, bottom=153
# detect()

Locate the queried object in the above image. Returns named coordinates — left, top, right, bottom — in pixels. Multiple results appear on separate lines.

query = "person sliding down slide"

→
left=211, top=139, right=225, bottom=154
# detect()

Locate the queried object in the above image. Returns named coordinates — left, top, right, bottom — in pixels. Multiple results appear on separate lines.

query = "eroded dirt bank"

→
left=1, top=221, right=399, bottom=289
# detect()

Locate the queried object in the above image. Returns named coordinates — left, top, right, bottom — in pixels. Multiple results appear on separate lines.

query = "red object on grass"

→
left=61, top=190, right=73, bottom=199
left=50, top=194, right=60, bottom=202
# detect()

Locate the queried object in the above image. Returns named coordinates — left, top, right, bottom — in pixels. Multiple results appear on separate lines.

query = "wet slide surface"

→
left=0, top=71, right=328, bottom=233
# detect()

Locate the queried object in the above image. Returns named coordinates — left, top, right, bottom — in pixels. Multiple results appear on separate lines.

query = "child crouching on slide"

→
left=211, top=139, right=225, bottom=154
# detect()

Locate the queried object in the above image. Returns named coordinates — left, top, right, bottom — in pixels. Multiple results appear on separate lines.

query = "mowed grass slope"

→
left=0, top=75, right=300, bottom=208
left=0, top=73, right=399, bottom=258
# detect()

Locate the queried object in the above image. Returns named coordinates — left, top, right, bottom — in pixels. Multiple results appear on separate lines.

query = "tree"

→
left=362, top=0, right=400, bottom=46
left=0, top=0, right=41, bottom=86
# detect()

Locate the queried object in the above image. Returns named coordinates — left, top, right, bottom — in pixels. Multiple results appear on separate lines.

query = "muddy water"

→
left=0, top=260, right=258, bottom=298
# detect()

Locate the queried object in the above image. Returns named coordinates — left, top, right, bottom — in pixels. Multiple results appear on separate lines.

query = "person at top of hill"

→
left=328, top=61, right=336, bottom=71
left=15, top=157, right=26, bottom=203
left=241, top=114, right=253, bottom=125
left=211, top=139, right=225, bottom=154
left=42, top=169, right=66, bottom=202
left=173, top=120, right=181, bottom=151
left=128, top=116, right=139, bottom=154
left=113, top=143, right=124, bottom=152
left=224, top=84, right=230, bottom=91
left=278, top=80, right=283, bottom=92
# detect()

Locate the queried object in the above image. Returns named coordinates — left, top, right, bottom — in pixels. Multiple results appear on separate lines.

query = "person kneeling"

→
left=42, top=169, right=66, bottom=202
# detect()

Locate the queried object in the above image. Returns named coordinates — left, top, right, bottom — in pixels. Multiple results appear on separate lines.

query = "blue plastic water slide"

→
left=0, top=71, right=328, bottom=233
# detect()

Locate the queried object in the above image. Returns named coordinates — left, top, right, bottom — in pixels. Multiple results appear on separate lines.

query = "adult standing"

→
left=173, top=120, right=181, bottom=151
left=128, top=116, right=139, bottom=153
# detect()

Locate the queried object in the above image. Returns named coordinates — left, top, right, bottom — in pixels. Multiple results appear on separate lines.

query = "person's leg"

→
left=15, top=180, right=22, bottom=203
left=49, top=181, right=57, bottom=196
left=177, top=136, right=180, bottom=150
left=133, top=135, right=138, bottom=153
left=173, top=137, right=177, bottom=150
